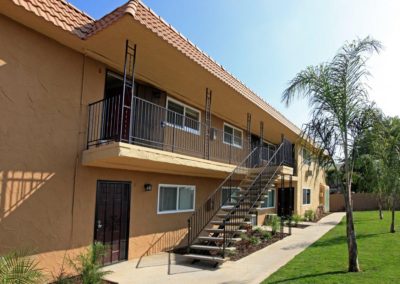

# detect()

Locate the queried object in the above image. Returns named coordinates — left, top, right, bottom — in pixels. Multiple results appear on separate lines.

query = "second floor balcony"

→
left=83, top=93, right=295, bottom=177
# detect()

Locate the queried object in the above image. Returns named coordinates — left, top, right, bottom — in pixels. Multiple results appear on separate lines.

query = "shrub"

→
left=240, top=233, right=250, bottom=241
left=52, top=267, right=74, bottom=284
left=261, top=231, right=271, bottom=240
left=249, top=236, right=260, bottom=245
left=304, top=210, right=315, bottom=221
left=69, top=242, right=111, bottom=284
left=270, top=215, right=280, bottom=235
left=0, top=249, right=44, bottom=284
left=292, top=214, right=302, bottom=226
left=253, top=227, right=263, bottom=234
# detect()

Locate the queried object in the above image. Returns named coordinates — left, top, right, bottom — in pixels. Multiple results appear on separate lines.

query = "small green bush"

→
left=253, top=227, right=263, bottom=234
left=239, top=233, right=249, bottom=241
left=52, top=268, right=74, bottom=284
left=270, top=215, right=280, bottom=235
left=261, top=231, right=271, bottom=240
left=69, top=242, right=111, bottom=284
left=304, top=210, right=315, bottom=221
left=0, top=249, right=43, bottom=284
left=249, top=236, right=260, bottom=245
left=292, top=214, right=302, bottom=226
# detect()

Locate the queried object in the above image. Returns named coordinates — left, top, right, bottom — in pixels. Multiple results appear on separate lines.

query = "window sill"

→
left=157, top=209, right=194, bottom=215
left=222, top=141, right=243, bottom=149
left=163, top=121, right=200, bottom=135
left=257, top=207, right=275, bottom=211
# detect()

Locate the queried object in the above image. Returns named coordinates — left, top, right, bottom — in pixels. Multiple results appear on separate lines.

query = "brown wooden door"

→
left=94, top=181, right=131, bottom=265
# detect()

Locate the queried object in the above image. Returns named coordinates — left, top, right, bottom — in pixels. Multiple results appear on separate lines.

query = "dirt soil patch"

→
left=229, top=231, right=288, bottom=261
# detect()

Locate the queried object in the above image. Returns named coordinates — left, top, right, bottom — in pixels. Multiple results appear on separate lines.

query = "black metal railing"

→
left=187, top=146, right=265, bottom=248
left=221, top=143, right=286, bottom=257
left=87, top=94, right=252, bottom=165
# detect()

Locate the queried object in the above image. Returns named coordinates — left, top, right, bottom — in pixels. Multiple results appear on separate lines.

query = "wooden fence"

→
left=330, top=193, right=380, bottom=212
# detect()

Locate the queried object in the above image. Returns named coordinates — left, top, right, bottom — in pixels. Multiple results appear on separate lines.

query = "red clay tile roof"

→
left=11, top=0, right=94, bottom=38
left=7, top=0, right=300, bottom=134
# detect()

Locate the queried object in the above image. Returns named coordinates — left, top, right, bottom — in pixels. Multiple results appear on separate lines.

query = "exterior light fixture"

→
left=144, top=183, right=152, bottom=192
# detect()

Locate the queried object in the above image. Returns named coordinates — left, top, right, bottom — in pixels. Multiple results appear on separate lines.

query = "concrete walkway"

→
left=103, top=212, right=345, bottom=284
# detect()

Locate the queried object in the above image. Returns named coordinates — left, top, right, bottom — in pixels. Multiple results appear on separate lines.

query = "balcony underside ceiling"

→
left=82, top=142, right=241, bottom=179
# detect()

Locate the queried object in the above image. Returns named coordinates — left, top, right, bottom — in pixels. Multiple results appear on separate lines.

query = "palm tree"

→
left=282, top=37, right=382, bottom=272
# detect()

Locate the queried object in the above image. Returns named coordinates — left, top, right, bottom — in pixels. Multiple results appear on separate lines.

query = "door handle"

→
left=97, top=220, right=103, bottom=230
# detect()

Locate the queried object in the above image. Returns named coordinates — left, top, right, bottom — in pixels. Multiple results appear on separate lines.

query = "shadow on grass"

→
left=312, top=232, right=390, bottom=248
left=266, top=270, right=347, bottom=284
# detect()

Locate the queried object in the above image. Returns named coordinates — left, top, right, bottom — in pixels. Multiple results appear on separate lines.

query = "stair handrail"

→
left=187, top=146, right=261, bottom=247
left=221, top=142, right=287, bottom=256
left=221, top=142, right=284, bottom=221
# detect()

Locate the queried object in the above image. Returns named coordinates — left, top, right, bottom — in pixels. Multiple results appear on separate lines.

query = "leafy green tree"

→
left=282, top=37, right=382, bottom=272
left=354, top=110, right=387, bottom=219
left=383, top=117, right=400, bottom=233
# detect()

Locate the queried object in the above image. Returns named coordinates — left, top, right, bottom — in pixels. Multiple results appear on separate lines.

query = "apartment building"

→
left=0, top=0, right=329, bottom=275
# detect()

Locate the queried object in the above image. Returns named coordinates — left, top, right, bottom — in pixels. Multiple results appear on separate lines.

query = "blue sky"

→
left=69, top=0, right=400, bottom=128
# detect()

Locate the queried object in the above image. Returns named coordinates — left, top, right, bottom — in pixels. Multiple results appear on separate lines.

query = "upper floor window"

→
left=158, top=184, right=195, bottom=214
left=166, top=98, right=200, bottom=134
left=303, top=148, right=312, bottom=166
left=223, top=123, right=243, bottom=148
left=303, top=188, right=311, bottom=205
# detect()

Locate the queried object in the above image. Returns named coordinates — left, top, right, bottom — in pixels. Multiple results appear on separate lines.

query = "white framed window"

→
left=261, top=189, right=276, bottom=208
left=303, top=148, right=312, bottom=166
left=223, top=123, right=243, bottom=148
left=166, top=97, right=201, bottom=134
left=158, top=184, right=195, bottom=214
left=303, top=188, right=311, bottom=205
left=221, top=187, right=241, bottom=205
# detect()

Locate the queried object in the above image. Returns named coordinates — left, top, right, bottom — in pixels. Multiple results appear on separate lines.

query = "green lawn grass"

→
left=262, top=211, right=400, bottom=284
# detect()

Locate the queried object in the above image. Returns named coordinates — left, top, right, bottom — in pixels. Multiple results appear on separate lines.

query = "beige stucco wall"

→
left=294, top=145, right=327, bottom=216
left=0, top=12, right=327, bottom=280
left=0, top=14, right=223, bottom=278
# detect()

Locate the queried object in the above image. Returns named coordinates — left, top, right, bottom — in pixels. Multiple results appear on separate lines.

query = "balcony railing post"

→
left=222, top=219, right=226, bottom=259
left=187, top=219, right=191, bottom=252
left=172, top=112, right=176, bottom=152
left=86, top=105, right=91, bottom=150
left=229, top=142, right=232, bottom=164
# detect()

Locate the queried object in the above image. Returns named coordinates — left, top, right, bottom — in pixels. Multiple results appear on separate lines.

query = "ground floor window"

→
left=221, top=187, right=241, bottom=205
left=261, top=189, right=276, bottom=208
left=158, top=184, right=195, bottom=213
left=303, top=188, right=311, bottom=205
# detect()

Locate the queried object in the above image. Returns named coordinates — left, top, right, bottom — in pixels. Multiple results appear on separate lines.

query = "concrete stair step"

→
left=216, top=213, right=255, bottom=219
left=198, top=236, right=241, bottom=242
left=183, top=254, right=225, bottom=263
left=190, top=244, right=235, bottom=251
left=220, top=207, right=257, bottom=213
left=210, top=220, right=251, bottom=226
left=204, top=228, right=246, bottom=234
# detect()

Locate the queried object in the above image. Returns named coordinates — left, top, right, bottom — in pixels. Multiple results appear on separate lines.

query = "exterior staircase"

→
left=184, top=141, right=293, bottom=266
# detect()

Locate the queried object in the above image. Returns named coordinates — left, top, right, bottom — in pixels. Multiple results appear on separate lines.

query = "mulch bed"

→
left=229, top=232, right=288, bottom=261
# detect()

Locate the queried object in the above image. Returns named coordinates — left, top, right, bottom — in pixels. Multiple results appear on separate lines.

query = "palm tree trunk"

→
left=344, top=137, right=360, bottom=272
left=378, top=195, right=383, bottom=220
left=390, top=196, right=396, bottom=233
left=343, top=186, right=360, bottom=272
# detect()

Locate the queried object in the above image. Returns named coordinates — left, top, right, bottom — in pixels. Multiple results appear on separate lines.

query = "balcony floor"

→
left=82, top=142, right=240, bottom=178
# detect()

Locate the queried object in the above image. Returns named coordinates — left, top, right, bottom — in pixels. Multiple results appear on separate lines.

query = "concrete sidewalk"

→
left=103, top=212, right=345, bottom=284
